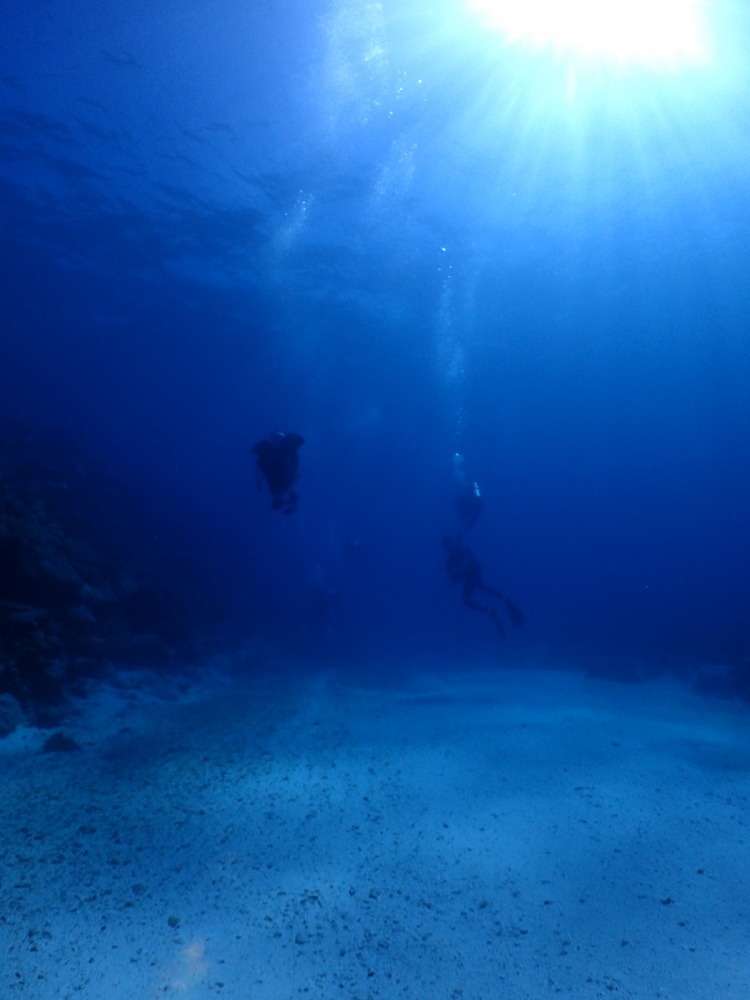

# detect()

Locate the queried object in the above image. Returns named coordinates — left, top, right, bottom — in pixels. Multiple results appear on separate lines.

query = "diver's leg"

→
left=475, top=578, right=502, bottom=598
left=463, top=586, right=507, bottom=638
left=475, top=579, right=524, bottom=626
left=501, top=596, right=525, bottom=627
left=283, top=491, right=299, bottom=514
left=489, top=608, right=507, bottom=638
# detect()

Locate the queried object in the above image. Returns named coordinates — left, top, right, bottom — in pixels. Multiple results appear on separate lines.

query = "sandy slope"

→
left=1, top=663, right=749, bottom=999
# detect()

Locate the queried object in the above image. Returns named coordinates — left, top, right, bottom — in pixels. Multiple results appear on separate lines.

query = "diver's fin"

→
left=502, top=596, right=525, bottom=627
left=490, top=609, right=507, bottom=639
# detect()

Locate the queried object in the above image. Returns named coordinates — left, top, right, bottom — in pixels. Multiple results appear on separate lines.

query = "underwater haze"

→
left=2, top=0, right=750, bottom=682
left=5, top=4, right=750, bottom=999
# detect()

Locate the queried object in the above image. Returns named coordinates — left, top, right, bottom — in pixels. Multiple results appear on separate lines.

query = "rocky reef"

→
left=0, top=417, right=204, bottom=725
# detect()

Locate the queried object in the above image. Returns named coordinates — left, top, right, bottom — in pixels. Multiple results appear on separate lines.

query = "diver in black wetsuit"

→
left=252, top=431, right=304, bottom=514
left=443, top=535, right=524, bottom=638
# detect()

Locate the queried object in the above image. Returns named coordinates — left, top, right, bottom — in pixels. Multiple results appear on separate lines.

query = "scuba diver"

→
left=252, top=431, right=304, bottom=514
left=443, top=535, right=524, bottom=638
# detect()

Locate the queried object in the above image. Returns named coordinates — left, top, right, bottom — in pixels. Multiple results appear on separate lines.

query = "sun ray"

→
left=467, top=0, right=710, bottom=70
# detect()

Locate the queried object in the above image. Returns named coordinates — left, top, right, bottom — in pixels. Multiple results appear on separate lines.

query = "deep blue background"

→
left=2, top=0, right=749, bottom=671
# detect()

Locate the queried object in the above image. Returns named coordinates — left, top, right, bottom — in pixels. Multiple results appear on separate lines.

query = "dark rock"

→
left=0, top=416, right=206, bottom=714
left=0, top=691, right=23, bottom=737
left=42, top=731, right=83, bottom=753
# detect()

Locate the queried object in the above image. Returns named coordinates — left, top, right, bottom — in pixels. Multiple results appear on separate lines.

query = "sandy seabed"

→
left=1, top=662, right=749, bottom=1000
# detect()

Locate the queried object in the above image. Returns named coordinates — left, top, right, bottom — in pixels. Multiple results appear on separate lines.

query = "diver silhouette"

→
left=443, top=535, right=524, bottom=638
left=252, top=431, right=304, bottom=514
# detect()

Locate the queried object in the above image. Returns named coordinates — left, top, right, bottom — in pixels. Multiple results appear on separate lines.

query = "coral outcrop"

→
left=0, top=417, right=200, bottom=719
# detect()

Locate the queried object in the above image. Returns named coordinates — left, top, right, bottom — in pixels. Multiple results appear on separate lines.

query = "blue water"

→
left=2, top=0, right=750, bottom=688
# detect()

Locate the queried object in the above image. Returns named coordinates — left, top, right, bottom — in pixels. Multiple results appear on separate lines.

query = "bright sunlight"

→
left=467, top=0, right=710, bottom=70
